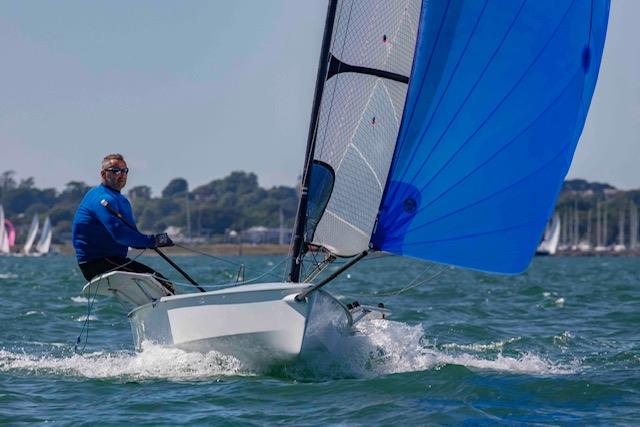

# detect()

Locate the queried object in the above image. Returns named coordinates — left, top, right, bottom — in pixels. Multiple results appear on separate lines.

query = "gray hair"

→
left=101, top=153, right=125, bottom=170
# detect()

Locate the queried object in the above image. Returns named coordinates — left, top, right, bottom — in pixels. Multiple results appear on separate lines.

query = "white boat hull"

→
left=133, top=283, right=336, bottom=363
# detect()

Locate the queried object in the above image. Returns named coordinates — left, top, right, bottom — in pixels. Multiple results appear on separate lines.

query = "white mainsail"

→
left=0, top=205, right=7, bottom=255
left=308, top=0, right=421, bottom=256
left=35, top=216, right=53, bottom=255
left=23, top=214, right=39, bottom=255
left=0, top=230, right=9, bottom=254
left=537, top=213, right=561, bottom=255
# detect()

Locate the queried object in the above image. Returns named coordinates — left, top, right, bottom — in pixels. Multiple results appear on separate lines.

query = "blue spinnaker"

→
left=371, top=0, right=610, bottom=273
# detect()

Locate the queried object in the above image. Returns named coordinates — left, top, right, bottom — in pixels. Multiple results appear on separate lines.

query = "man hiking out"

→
left=72, top=153, right=174, bottom=291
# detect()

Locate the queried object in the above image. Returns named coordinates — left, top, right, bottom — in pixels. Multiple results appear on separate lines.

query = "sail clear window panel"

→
left=305, top=162, right=335, bottom=243
left=331, top=0, right=420, bottom=76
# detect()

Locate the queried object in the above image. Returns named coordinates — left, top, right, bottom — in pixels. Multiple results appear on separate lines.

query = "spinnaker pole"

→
left=288, top=0, right=339, bottom=283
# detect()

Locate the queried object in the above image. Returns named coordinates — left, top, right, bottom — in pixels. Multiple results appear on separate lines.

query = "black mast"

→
left=288, top=0, right=339, bottom=283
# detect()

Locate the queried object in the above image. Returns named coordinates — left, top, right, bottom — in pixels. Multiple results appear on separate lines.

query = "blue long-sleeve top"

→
left=72, top=184, right=156, bottom=263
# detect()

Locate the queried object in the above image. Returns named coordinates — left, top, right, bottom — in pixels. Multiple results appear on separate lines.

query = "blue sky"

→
left=1, top=0, right=638, bottom=196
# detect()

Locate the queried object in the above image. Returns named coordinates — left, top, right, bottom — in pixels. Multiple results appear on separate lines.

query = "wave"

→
left=288, top=318, right=578, bottom=379
left=0, top=318, right=578, bottom=382
left=0, top=343, right=252, bottom=381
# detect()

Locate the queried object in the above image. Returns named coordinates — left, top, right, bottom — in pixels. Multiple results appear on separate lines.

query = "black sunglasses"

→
left=104, top=167, right=129, bottom=175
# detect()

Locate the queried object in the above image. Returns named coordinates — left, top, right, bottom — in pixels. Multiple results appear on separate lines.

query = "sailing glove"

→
left=154, top=233, right=174, bottom=247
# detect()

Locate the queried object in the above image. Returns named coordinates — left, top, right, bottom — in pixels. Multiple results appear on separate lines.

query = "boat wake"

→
left=281, top=318, right=578, bottom=379
left=0, top=343, right=252, bottom=381
left=0, top=320, right=577, bottom=381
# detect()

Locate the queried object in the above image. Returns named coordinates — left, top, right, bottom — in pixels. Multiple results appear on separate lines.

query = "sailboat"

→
left=0, top=205, right=12, bottom=255
left=536, top=213, right=561, bottom=256
left=20, top=214, right=53, bottom=256
left=0, top=224, right=9, bottom=255
left=83, top=0, right=610, bottom=364
left=22, top=214, right=40, bottom=256
left=34, top=216, right=53, bottom=256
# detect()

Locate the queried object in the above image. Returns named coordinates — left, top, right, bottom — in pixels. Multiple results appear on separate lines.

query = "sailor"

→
left=72, top=153, right=175, bottom=291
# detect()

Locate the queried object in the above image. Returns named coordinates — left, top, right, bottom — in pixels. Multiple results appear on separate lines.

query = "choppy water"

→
left=1, top=254, right=639, bottom=425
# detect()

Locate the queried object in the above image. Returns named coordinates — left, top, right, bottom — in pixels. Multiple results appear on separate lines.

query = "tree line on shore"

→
left=1, top=170, right=639, bottom=247
left=0, top=170, right=297, bottom=244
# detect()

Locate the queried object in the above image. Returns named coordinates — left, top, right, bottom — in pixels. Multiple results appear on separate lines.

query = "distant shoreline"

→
left=56, top=243, right=290, bottom=257
left=51, top=243, right=640, bottom=257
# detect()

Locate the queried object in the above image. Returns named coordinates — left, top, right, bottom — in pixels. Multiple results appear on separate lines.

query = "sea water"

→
left=0, top=254, right=638, bottom=424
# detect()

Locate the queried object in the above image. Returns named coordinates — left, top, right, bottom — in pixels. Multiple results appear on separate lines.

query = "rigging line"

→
left=303, top=246, right=333, bottom=281
left=173, top=242, right=283, bottom=281
left=354, top=264, right=450, bottom=297
left=75, top=250, right=148, bottom=354
left=224, top=257, right=289, bottom=287
left=170, top=257, right=289, bottom=290
left=309, top=251, right=386, bottom=267
left=173, top=242, right=245, bottom=268
left=391, top=266, right=449, bottom=295
left=397, top=0, right=578, bottom=207
left=304, top=253, right=336, bottom=283
left=404, top=263, right=435, bottom=288
left=295, top=250, right=369, bottom=301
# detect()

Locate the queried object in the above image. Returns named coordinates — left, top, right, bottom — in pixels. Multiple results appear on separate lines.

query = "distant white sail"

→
left=0, top=205, right=6, bottom=255
left=35, top=216, right=52, bottom=255
left=537, top=213, right=561, bottom=256
left=23, top=214, right=39, bottom=255
left=0, top=231, right=9, bottom=254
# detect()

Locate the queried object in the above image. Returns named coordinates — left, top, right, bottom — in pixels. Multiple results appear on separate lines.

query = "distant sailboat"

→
left=22, top=214, right=40, bottom=256
left=0, top=205, right=16, bottom=255
left=0, top=229, right=9, bottom=254
left=21, top=214, right=53, bottom=256
left=536, top=213, right=561, bottom=255
left=0, top=222, right=9, bottom=256
left=35, top=216, right=53, bottom=255
left=0, top=205, right=7, bottom=255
